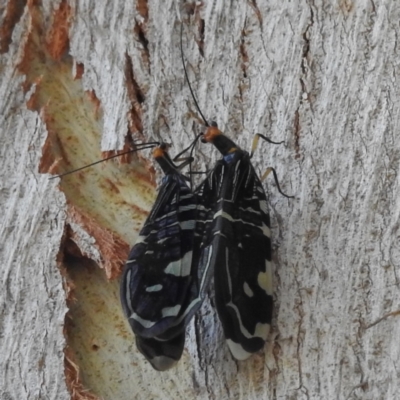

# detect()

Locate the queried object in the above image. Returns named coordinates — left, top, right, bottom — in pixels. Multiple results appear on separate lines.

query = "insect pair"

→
left=120, top=23, right=293, bottom=370
left=52, top=23, right=293, bottom=371
left=120, top=121, right=293, bottom=370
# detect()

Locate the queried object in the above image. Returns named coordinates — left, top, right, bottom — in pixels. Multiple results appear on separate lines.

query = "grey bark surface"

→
left=1, top=1, right=400, bottom=399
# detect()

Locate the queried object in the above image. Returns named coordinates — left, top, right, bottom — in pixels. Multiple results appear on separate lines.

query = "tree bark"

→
left=1, top=0, right=400, bottom=399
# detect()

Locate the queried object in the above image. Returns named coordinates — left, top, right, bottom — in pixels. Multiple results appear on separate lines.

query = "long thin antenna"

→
left=50, top=142, right=159, bottom=179
left=173, top=133, right=203, bottom=161
left=180, top=23, right=209, bottom=127
left=173, top=133, right=203, bottom=189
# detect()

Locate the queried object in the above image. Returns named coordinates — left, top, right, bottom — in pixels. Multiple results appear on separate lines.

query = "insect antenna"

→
left=175, top=156, right=194, bottom=171
left=50, top=142, right=159, bottom=179
left=180, top=23, right=209, bottom=128
left=173, top=133, right=203, bottom=162
left=173, top=133, right=203, bottom=189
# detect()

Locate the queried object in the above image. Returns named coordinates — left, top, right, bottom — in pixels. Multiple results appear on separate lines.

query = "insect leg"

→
left=250, top=134, right=284, bottom=158
left=260, top=167, right=294, bottom=199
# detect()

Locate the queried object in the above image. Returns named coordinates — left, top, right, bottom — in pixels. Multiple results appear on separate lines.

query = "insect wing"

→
left=135, top=330, right=185, bottom=371
left=211, top=152, right=273, bottom=360
left=180, top=170, right=221, bottom=317
left=120, top=174, right=197, bottom=339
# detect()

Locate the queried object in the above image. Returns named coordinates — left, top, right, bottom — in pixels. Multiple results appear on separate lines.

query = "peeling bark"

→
left=1, top=1, right=400, bottom=399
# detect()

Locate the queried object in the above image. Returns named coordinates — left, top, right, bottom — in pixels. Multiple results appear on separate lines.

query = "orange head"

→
left=152, top=143, right=176, bottom=174
left=201, top=124, right=239, bottom=156
left=153, top=143, right=171, bottom=159
left=153, top=147, right=165, bottom=159
left=202, top=126, right=222, bottom=143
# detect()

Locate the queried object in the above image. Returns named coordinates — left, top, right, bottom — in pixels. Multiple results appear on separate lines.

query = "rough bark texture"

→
left=1, top=0, right=400, bottom=399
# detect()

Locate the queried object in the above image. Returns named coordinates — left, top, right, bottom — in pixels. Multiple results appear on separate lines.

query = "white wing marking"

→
left=243, top=282, right=254, bottom=297
left=161, top=305, right=181, bottom=317
left=164, top=251, right=193, bottom=276
left=257, top=261, right=273, bottom=295
left=146, top=284, right=163, bottom=292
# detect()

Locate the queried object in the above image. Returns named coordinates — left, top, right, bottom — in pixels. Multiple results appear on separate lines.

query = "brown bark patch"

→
left=0, top=0, right=27, bottom=53
left=46, top=0, right=72, bottom=61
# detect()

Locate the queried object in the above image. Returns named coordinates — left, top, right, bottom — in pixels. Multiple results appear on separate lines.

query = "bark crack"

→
left=134, top=21, right=150, bottom=72
left=194, top=313, right=204, bottom=371
left=0, top=0, right=27, bottom=54
left=364, top=309, right=400, bottom=330
left=293, top=0, right=315, bottom=159
left=125, top=53, right=145, bottom=138
left=294, top=272, right=310, bottom=399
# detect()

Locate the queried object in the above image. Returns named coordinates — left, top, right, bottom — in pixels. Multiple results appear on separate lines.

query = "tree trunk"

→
left=1, top=0, right=400, bottom=399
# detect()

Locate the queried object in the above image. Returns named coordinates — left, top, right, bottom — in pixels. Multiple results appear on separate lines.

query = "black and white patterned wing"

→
left=120, top=173, right=197, bottom=339
left=210, top=152, right=273, bottom=360
left=135, top=330, right=186, bottom=371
